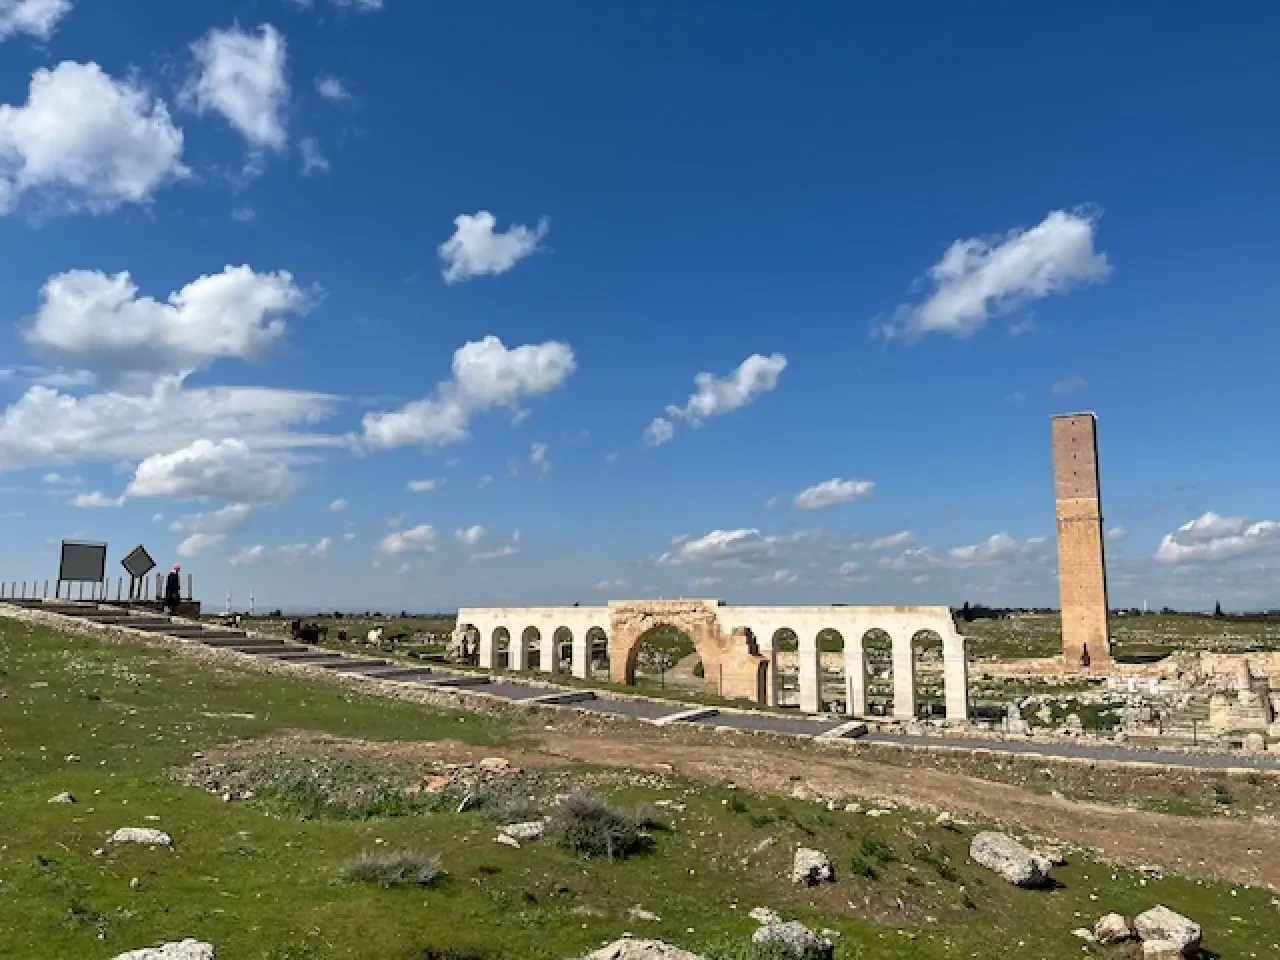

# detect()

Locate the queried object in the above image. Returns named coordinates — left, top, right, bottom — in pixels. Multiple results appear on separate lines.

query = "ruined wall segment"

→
left=1052, top=413, right=1111, bottom=667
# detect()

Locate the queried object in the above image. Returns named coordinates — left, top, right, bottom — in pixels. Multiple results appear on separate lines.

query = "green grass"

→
left=3, top=616, right=1279, bottom=958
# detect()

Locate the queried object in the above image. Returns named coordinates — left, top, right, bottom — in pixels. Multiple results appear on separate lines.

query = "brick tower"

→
left=1052, top=413, right=1111, bottom=668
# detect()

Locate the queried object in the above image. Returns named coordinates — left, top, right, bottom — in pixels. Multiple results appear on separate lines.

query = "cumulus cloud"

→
left=455, top=524, right=484, bottom=546
left=439, top=211, right=548, bottom=284
left=645, top=353, right=786, bottom=446
left=595, top=578, right=627, bottom=590
left=126, top=438, right=299, bottom=503
left=658, top=528, right=809, bottom=567
left=834, top=560, right=861, bottom=577
left=24, top=265, right=308, bottom=378
left=529, top=441, right=550, bottom=473
left=170, top=502, right=252, bottom=556
left=1155, top=512, right=1280, bottom=563
left=328, top=498, right=347, bottom=511
left=185, top=24, right=289, bottom=152
left=43, top=471, right=80, bottom=485
left=0, top=378, right=340, bottom=472
left=878, top=532, right=1047, bottom=571
left=1106, top=525, right=1128, bottom=542
left=469, top=533, right=521, bottom=561
left=880, top=209, right=1110, bottom=340
left=362, top=336, right=575, bottom=449
left=314, top=75, right=350, bottom=101
left=406, top=478, right=438, bottom=493
left=176, top=532, right=225, bottom=557
left=376, top=523, right=436, bottom=555
left=868, top=530, right=915, bottom=550
left=72, top=490, right=121, bottom=508
left=793, top=478, right=875, bottom=511
left=299, top=137, right=328, bottom=175
left=688, top=576, right=721, bottom=590
left=754, top=568, right=796, bottom=585
left=0, top=0, right=72, bottom=40
left=0, top=61, right=187, bottom=215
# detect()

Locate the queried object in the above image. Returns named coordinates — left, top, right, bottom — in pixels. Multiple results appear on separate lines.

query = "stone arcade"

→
left=455, top=598, right=969, bottom=722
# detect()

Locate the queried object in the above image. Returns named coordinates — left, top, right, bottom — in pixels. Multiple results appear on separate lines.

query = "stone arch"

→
left=862, top=628, right=893, bottom=717
left=817, top=628, right=847, bottom=714
left=628, top=623, right=696, bottom=691
left=911, top=628, right=945, bottom=720
left=455, top=622, right=480, bottom=663
left=492, top=626, right=511, bottom=669
left=772, top=628, right=800, bottom=707
left=586, top=626, right=609, bottom=680
left=522, top=626, right=541, bottom=671
left=552, top=626, right=574, bottom=674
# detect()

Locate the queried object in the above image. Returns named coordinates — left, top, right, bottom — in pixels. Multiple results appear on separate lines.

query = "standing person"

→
left=164, top=564, right=182, bottom=614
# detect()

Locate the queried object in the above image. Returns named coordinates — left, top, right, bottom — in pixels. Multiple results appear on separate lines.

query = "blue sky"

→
left=1, top=0, right=1277, bottom=612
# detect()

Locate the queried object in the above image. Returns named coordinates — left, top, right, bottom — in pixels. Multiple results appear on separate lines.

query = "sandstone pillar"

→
left=798, top=630, right=821, bottom=714
left=845, top=634, right=868, bottom=717
left=1053, top=413, right=1111, bottom=668
left=509, top=628, right=527, bottom=671
left=942, top=632, right=969, bottom=723
left=892, top=631, right=916, bottom=721
left=540, top=630, right=556, bottom=674
left=572, top=631, right=589, bottom=679
left=479, top=629, right=494, bottom=669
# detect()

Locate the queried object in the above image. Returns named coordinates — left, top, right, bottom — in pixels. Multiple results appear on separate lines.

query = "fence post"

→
left=43, top=580, right=48, bottom=598
left=187, top=573, right=192, bottom=601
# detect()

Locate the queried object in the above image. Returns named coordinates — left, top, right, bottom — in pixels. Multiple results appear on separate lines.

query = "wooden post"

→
left=43, top=580, right=49, bottom=598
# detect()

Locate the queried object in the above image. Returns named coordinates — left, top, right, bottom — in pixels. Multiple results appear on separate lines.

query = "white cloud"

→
left=880, top=209, right=1110, bottom=340
left=72, top=489, right=121, bottom=508
left=170, top=503, right=251, bottom=555
left=529, top=441, right=550, bottom=473
left=126, top=438, right=299, bottom=503
left=470, top=541, right=520, bottom=561
left=24, top=265, right=308, bottom=377
left=299, top=137, right=328, bottom=175
left=455, top=524, right=485, bottom=547
left=362, top=336, right=575, bottom=449
left=406, top=478, right=438, bottom=493
left=231, top=206, right=255, bottom=222
left=314, top=75, right=350, bottom=101
left=311, top=536, right=331, bottom=557
left=439, top=211, right=548, bottom=284
left=647, top=353, right=786, bottom=445
left=658, top=528, right=809, bottom=567
left=595, top=578, right=627, bottom=590
left=754, top=568, right=796, bottom=585
left=879, top=532, right=1046, bottom=571
left=328, top=498, right=348, bottom=511
left=1105, top=525, right=1128, bottom=542
left=1052, top=375, right=1088, bottom=396
left=0, top=61, right=187, bottom=215
left=376, top=523, right=436, bottom=556
left=835, top=560, right=861, bottom=577
left=476, top=474, right=494, bottom=489
left=288, top=0, right=383, bottom=12
left=186, top=24, right=289, bottom=152
left=793, top=478, right=875, bottom=511
left=229, top=544, right=265, bottom=566
left=642, top=417, right=674, bottom=447
left=0, top=0, right=71, bottom=40
left=0, top=378, right=340, bottom=472
left=688, top=576, right=721, bottom=590
left=1155, top=512, right=1280, bottom=564
left=43, top=470, right=80, bottom=485
left=868, top=530, right=915, bottom=550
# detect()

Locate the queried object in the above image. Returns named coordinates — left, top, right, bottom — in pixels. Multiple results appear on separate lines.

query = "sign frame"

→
left=122, top=544, right=156, bottom=580
left=58, top=540, right=108, bottom=584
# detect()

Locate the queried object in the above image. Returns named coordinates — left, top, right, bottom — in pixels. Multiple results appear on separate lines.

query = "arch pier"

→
left=456, top=599, right=969, bottom=723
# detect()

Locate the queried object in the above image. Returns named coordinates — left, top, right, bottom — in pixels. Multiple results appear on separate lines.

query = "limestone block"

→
left=969, top=832, right=1053, bottom=887
left=1134, top=905, right=1201, bottom=951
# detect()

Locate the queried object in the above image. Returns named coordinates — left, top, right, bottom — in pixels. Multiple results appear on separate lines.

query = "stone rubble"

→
left=110, top=827, right=173, bottom=848
left=578, top=939, right=707, bottom=960
left=790, top=847, right=835, bottom=886
left=1133, top=905, right=1201, bottom=953
left=111, top=940, right=215, bottom=960
left=751, top=921, right=834, bottom=960
left=1093, top=912, right=1133, bottom=945
left=969, top=831, right=1053, bottom=887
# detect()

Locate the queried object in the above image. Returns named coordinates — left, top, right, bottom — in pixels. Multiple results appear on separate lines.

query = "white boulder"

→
left=580, top=939, right=707, bottom=960
left=500, top=820, right=547, bottom=843
left=790, top=847, right=834, bottom=886
left=969, top=831, right=1052, bottom=887
left=1134, top=905, right=1201, bottom=952
left=748, top=907, right=782, bottom=925
left=1093, top=913, right=1133, bottom=945
left=751, top=921, right=834, bottom=960
left=112, top=940, right=215, bottom=960
left=110, top=827, right=173, bottom=848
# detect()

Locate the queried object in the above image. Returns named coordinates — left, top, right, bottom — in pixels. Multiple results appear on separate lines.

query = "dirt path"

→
left=533, top=729, right=1280, bottom=891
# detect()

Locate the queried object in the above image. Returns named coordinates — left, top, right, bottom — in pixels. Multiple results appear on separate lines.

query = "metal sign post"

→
left=121, top=545, right=156, bottom=602
left=57, top=540, right=107, bottom=600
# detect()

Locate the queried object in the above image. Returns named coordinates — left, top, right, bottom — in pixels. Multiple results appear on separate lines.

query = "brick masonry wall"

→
left=1053, top=413, right=1111, bottom=667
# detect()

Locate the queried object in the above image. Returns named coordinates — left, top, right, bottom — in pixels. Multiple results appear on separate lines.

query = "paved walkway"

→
left=6, top=599, right=1279, bottom=773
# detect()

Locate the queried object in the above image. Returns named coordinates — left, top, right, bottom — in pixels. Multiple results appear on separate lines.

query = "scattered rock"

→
left=580, top=939, right=707, bottom=960
left=1141, top=941, right=1182, bottom=960
left=1134, top=905, right=1201, bottom=952
left=790, top=847, right=834, bottom=886
left=478, top=757, right=511, bottom=772
left=1093, top=913, right=1133, bottom=945
left=111, top=940, right=215, bottom=960
left=1243, top=733, right=1266, bottom=753
left=494, top=833, right=521, bottom=848
left=110, top=827, right=172, bottom=848
left=751, top=921, right=834, bottom=960
left=748, top=907, right=781, bottom=925
left=934, top=812, right=954, bottom=829
left=627, top=906, right=662, bottom=922
left=1071, top=928, right=1097, bottom=942
left=48, top=792, right=75, bottom=804
left=1036, top=845, right=1067, bottom=866
left=499, top=820, right=547, bottom=843
left=969, top=832, right=1052, bottom=888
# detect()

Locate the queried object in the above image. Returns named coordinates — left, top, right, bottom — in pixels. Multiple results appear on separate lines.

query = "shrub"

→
left=339, top=849, right=441, bottom=888
left=693, top=661, right=705, bottom=678
left=725, top=793, right=749, bottom=814
left=547, top=791, right=654, bottom=861
left=473, top=782, right=544, bottom=825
